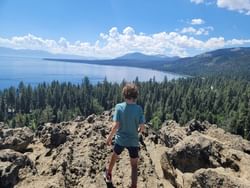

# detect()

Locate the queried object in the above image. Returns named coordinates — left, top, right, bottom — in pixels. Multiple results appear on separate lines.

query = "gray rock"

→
left=86, top=114, right=96, bottom=123
left=0, top=127, right=34, bottom=152
left=159, top=120, right=186, bottom=147
left=185, top=119, right=207, bottom=135
left=4, top=113, right=249, bottom=188
left=160, top=152, right=181, bottom=188
left=164, top=133, right=239, bottom=173
left=160, top=131, right=243, bottom=187
left=74, top=116, right=85, bottom=122
left=190, top=169, right=250, bottom=188
left=205, top=125, right=250, bottom=155
left=0, top=149, right=34, bottom=188
left=38, top=124, right=70, bottom=148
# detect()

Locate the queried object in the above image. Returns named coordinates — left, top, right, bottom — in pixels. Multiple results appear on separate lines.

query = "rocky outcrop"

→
left=185, top=119, right=208, bottom=135
left=160, top=120, right=250, bottom=188
left=0, top=112, right=250, bottom=188
left=0, top=127, right=35, bottom=187
left=8, top=111, right=168, bottom=188
left=190, top=169, right=250, bottom=188
left=160, top=152, right=180, bottom=188
left=205, top=125, right=250, bottom=155
left=163, top=135, right=217, bottom=173
left=159, top=120, right=187, bottom=147
left=0, top=149, right=35, bottom=188
left=0, top=127, right=33, bottom=152
left=37, top=123, right=70, bottom=148
left=86, top=114, right=96, bottom=123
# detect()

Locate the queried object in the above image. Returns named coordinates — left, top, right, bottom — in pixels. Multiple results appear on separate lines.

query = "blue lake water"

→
left=0, top=56, right=184, bottom=89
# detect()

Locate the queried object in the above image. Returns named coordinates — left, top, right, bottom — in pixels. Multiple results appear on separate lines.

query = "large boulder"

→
left=0, top=127, right=34, bottom=152
left=160, top=130, right=246, bottom=187
left=153, top=119, right=250, bottom=187
left=163, top=133, right=240, bottom=173
left=160, top=151, right=181, bottom=188
left=205, top=125, right=250, bottom=155
left=86, top=114, right=96, bottom=124
left=37, top=123, right=70, bottom=148
left=190, top=169, right=250, bottom=188
left=185, top=119, right=208, bottom=135
left=159, top=120, right=187, bottom=147
left=168, top=134, right=222, bottom=173
left=0, top=149, right=35, bottom=188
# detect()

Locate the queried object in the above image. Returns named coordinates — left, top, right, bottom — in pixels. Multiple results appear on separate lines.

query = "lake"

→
left=0, top=56, right=184, bottom=90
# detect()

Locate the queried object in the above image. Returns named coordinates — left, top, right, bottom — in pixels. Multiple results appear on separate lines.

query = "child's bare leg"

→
left=130, top=157, right=138, bottom=188
left=107, top=152, right=118, bottom=173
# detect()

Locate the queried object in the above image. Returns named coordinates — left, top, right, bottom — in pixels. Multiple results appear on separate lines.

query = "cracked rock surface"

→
left=0, top=115, right=250, bottom=188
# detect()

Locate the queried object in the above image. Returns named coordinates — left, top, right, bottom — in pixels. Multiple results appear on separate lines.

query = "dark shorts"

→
left=113, top=143, right=139, bottom=158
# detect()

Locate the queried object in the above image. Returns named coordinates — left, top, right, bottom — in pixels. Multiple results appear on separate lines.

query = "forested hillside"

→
left=0, top=76, right=249, bottom=140
left=164, top=47, right=250, bottom=77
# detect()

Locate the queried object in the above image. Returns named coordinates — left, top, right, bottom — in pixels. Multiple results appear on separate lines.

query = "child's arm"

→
left=138, top=106, right=145, bottom=133
left=138, top=124, right=145, bottom=133
left=106, top=121, right=120, bottom=145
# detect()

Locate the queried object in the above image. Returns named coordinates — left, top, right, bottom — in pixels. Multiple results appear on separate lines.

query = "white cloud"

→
left=180, top=26, right=213, bottom=35
left=109, top=27, right=119, bottom=38
left=217, top=0, right=250, bottom=15
left=191, top=0, right=250, bottom=15
left=226, top=38, right=250, bottom=45
left=123, top=26, right=135, bottom=36
left=190, top=0, right=205, bottom=4
left=191, top=18, right=205, bottom=25
left=0, top=26, right=250, bottom=58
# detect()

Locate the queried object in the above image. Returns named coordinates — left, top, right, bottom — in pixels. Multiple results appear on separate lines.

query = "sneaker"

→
left=103, top=169, right=112, bottom=183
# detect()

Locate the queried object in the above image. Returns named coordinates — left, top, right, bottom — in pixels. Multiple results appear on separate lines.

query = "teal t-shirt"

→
left=113, top=102, right=145, bottom=147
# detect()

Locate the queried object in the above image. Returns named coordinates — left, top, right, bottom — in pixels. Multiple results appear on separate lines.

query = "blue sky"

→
left=0, top=0, right=250, bottom=58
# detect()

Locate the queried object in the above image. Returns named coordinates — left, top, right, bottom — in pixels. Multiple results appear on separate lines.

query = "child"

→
left=104, top=83, right=145, bottom=188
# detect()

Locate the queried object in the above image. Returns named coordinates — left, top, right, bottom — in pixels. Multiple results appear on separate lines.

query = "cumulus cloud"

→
left=180, top=26, right=213, bottom=35
left=0, top=27, right=250, bottom=58
left=191, top=0, right=250, bottom=15
left=190, top=0, right=205, bottom=4
left=217, top=0, right=250, bottom=15
left=191, top=18, right=205, bottom=25
left=226, top=38, right=250, bottom=45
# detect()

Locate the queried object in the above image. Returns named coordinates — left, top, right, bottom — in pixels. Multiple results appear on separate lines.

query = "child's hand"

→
left=106, top=137, right=112, bottom=146
left=138, top=125, right=145, bottom=133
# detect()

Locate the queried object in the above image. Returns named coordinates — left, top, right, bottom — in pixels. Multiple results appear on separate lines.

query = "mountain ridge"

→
left=164, top=47, right=250, bottom=76
left=116, top=52, right=179, bottom=61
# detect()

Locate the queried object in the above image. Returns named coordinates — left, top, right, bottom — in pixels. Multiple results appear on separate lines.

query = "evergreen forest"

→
left=0, top=75, right=249, bottom=140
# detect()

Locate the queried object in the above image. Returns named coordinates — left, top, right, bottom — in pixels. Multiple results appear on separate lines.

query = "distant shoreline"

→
left=43, top=58, right=189, bottom=77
